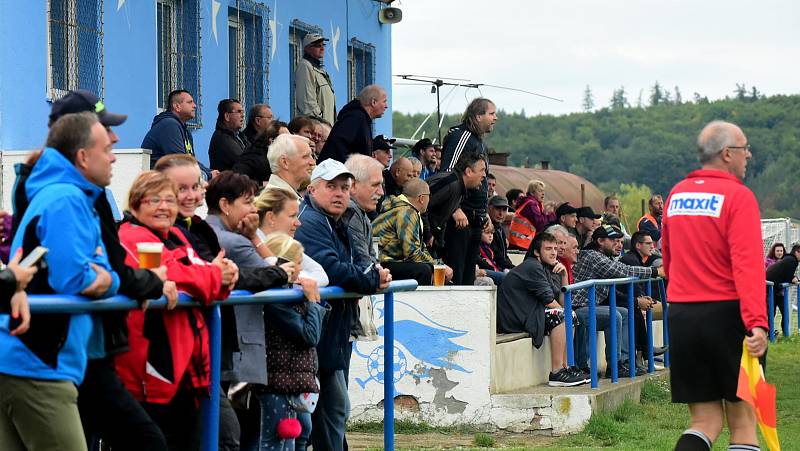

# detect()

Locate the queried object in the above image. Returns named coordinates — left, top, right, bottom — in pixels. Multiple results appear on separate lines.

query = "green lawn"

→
left=353, top=329, right=800, bottom=450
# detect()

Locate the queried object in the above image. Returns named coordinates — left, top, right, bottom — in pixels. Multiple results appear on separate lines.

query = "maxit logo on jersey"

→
left=667, top=192, right=725, bottom=218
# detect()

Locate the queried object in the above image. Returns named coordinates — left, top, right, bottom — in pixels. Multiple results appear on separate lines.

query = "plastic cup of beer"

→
left=137, top=242, right=164, bottom=269
left=433, top=264, right=446, bottom=287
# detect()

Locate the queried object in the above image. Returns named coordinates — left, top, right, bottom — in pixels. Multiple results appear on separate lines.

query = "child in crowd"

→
left=478, top=221, right=506, bottom=286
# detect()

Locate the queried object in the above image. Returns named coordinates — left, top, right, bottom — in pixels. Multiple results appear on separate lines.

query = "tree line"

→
left=393, top=86, right=800, bottom=220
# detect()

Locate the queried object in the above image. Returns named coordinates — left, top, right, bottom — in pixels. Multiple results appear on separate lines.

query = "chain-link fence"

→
left=156, top=0, right=202, bottom=127
left=228, top=1, right=270, bottom=114
left=47, top=0, right=104, bottom=100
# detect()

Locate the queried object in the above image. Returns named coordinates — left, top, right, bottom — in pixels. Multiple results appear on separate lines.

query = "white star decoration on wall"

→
left=211, top=0, right=221, bottom=44
left=330, top=21, right=340, bottom=72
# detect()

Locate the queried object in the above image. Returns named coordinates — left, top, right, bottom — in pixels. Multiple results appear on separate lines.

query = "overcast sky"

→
left=390, top=0, right=800, bottom=117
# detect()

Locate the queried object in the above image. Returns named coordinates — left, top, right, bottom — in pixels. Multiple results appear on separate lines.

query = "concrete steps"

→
left=489, top=370, right=668, bottom=435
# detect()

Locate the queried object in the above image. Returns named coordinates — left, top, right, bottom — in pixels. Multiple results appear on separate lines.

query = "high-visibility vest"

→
left=508, top=199, right=537, bottom=250
left=637, top=213, right=657, bottom=231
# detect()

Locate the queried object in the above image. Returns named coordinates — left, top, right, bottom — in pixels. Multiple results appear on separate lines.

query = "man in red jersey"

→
left=663, top=120, right=768, bottom=451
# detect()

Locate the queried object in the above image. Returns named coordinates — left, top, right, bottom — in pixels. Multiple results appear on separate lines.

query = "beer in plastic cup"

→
left=433, top=264, right=446, bottom=286
left=137, top=242, right=164, bottom=269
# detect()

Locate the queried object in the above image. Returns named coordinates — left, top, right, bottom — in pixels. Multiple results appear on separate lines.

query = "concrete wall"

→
left=0, top=0, right=393, bottom=165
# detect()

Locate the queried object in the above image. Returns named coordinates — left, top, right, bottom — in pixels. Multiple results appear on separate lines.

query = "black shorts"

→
left=668, top=300, right=746, bottom=403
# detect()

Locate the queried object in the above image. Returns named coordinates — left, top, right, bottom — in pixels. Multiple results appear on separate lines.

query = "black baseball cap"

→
left=577, top=206, right=601, bottom=219
left=49, top=89, right=127, bottom=127
left=556, top=202, right=579, bottom=217
left=412, top=138, right=433, bottom=154
left=488, top=195, right=509, bottom=208
left=592, top=224, right=623, bottom=241
left=372, top=134, right=397, bottom=152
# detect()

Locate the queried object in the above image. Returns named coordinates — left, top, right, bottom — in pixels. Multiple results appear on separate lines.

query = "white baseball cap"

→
left=311, top=159, right=354, bottom=183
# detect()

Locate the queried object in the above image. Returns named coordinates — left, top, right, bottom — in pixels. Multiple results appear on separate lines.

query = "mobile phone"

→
left=19, top=246, right=48, bottom=268
left=276, top=257, right=290, bottom=266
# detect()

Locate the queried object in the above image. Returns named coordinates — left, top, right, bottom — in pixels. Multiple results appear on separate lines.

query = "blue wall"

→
left=0, top=0, right=393, bottom=166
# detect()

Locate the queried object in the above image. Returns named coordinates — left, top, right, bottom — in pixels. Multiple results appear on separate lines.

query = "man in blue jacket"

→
left=295, top=159, right=391, bottom=451
left=0, top=112, right=120, bottom=451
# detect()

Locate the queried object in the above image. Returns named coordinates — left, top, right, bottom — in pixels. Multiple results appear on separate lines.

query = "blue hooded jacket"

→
left=0, top=148, right=120, bottom=385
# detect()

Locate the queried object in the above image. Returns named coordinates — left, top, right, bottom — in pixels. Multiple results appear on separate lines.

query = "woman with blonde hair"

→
left=255, top=187, right=328, bottom=285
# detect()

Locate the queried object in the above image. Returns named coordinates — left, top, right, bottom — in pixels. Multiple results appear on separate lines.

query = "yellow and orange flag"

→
left=736, top=341, right=780, bottom=451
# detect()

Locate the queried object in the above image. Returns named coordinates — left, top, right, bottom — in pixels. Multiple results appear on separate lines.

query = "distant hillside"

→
left=393, top=94, right=800, bottom=218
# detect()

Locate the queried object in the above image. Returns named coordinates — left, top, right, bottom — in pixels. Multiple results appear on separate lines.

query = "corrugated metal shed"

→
left=490, top=166, right=605, bottom=211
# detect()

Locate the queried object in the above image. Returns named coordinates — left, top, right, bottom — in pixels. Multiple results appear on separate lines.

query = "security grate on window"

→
left=47, top=0, right=104, bottom=100
left=288, top=19, right=323, bottom=118
left=228, top=0, right=270, bottom=114
left=157, top=0, right=202, bottom=127
left=348, top=38, right=375, bottom=101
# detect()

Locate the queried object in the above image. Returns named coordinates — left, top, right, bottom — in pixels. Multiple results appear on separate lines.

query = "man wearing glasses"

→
left=295, top=33, right=336, bottom=124
left=662, top=120, right=767, bottom=451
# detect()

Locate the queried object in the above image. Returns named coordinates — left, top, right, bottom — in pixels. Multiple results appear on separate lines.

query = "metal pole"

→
left=783, top=286, right=790, bottom=337
left=645, top=280, right=654, bottom=373
left=589, top=285, right=598, bottom=388
left=608, top=284, right=618, bottom=383
left=200, top=305, right=222, bottom=451
left=383, top=291, right=395, bottom=451
left=797, top=285, right=800, bottom=336
left=435, top=82, right=442, bottom=144
left=564, top=291, right=574, bottom=366
left=658, top=279, right=669, bottom=368
left=626, top=282, right=635, bottom=379
left=768, top=285, right=775, bottom=342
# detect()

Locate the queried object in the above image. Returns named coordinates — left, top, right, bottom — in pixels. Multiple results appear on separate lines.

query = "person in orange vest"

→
left=637, top=194, right=663, bottom=246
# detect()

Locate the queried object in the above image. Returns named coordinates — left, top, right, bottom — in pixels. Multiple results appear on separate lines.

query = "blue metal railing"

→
left=562, top=277, right=668, bottom=389
left=26, top=279, right=418, bottom=451
left=765, top=281, right=799, bottom=342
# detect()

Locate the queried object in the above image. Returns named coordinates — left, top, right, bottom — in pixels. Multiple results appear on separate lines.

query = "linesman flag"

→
left=736, top=341, right=780, bottom=451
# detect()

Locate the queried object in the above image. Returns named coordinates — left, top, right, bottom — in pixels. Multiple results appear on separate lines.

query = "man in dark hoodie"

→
left=317, top=84, right=388, bottom=163
left=141, top=90, right=212, bottom=179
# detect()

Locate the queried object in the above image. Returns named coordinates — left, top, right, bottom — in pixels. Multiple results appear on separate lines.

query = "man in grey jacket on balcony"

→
left=294, top=33, right=336, bottom=124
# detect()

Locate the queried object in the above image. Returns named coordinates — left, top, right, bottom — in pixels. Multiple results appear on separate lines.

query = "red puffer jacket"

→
left=114, top=220, right=231, bottom=404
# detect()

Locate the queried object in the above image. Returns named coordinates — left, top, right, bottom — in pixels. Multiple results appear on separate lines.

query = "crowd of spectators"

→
left=0, top=51, right=754, bottom=449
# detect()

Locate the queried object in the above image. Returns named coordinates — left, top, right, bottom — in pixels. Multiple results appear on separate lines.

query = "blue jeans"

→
left=574, top=305, right=630, bottom=368
left=240, top=393, right=311, bottom=451
left=311, top=369, right=350, bottom=451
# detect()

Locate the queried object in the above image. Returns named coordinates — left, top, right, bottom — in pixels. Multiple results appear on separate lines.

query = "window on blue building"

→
left=348, top=38, right=376, bottom=101
left=157, top=0, right=202, bottom=127
left=228, top=1, right=270, bottom=114
left=289, top=20, right=323, bottom=118
left=47, top=0, right=104, bottom=100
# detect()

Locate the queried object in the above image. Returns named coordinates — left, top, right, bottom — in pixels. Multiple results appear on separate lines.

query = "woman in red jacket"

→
left=115, top=171, right=239, bottom=451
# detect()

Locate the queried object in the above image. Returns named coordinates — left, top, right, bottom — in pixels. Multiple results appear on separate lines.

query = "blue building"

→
left=0, top=0, right=394, bottom=166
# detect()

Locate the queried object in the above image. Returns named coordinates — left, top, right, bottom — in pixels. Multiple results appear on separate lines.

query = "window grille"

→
left=157, top=0, right=202, bottom=127
left=347, top=38, right=375, bottom=101
left=288, top=19, right=323, bottom=117
left=47, top=0, right=104, bottom=100
left=228, top=0, right=270, bottom=113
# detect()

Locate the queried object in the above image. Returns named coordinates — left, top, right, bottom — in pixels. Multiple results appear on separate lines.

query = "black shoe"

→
left=548, top=368, right=588, bottom=387
left=652, top=346, right=668, bottom=356
left=606, top=362, right=645, bottom=378
left=567, top=365, right=590, bottom=382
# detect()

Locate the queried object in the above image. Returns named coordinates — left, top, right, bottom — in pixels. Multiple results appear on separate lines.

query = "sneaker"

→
left=568, top=365, right=591, bottom=382
left=548, top=368, right=588, bottom=387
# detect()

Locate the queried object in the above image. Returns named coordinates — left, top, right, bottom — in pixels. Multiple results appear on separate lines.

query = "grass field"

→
left=350, top=324, right=800, bottom=450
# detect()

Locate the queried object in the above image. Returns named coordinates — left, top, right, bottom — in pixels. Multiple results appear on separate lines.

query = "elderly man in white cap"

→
left=294, top=158, right=391, bottom=451
left=295, top=32, right=336, bottom=124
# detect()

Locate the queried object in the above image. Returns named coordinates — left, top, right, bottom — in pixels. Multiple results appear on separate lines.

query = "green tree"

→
left=649, top=81, right=664, bottom=106
left=582, top=85, right=595, bottom=112
left=610, top=86, right=628, bottom=110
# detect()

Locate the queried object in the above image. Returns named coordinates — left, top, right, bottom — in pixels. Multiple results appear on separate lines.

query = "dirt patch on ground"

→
left=347, top=431, right=559, bottom=450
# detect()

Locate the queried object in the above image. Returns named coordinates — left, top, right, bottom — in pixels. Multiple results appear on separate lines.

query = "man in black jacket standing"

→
left=766, top=243, right=800, bottom=325
left=317, top=84, right=388, bottom=163
left=438, top=98, right=497, bottom=284
left=209, top=98, right=248, bottom=171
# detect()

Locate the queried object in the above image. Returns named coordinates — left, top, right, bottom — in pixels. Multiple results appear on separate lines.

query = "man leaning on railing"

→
left=572, top=224, right=661, bottom=379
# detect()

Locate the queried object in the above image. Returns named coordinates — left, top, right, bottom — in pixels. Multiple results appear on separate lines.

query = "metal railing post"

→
left=658, top=279, right=669, bottom=368
left=768, top=285, right=775, bottom=342
left=589, top=285, right=598, bottom=388
left=797, top=285, right=800, bottom=336
left=783, top=285, right=790, bottom=337
left=564, top=291, right=574, bottom=366
left=645, top=280, right=653, bottom=373
left=200, top=305, right=221, bottom=451
left=626, top=282, right=635, bottom=378
left=383, top=291, right=395, bottom=451
left=608, top=284, right=618, bottom=383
